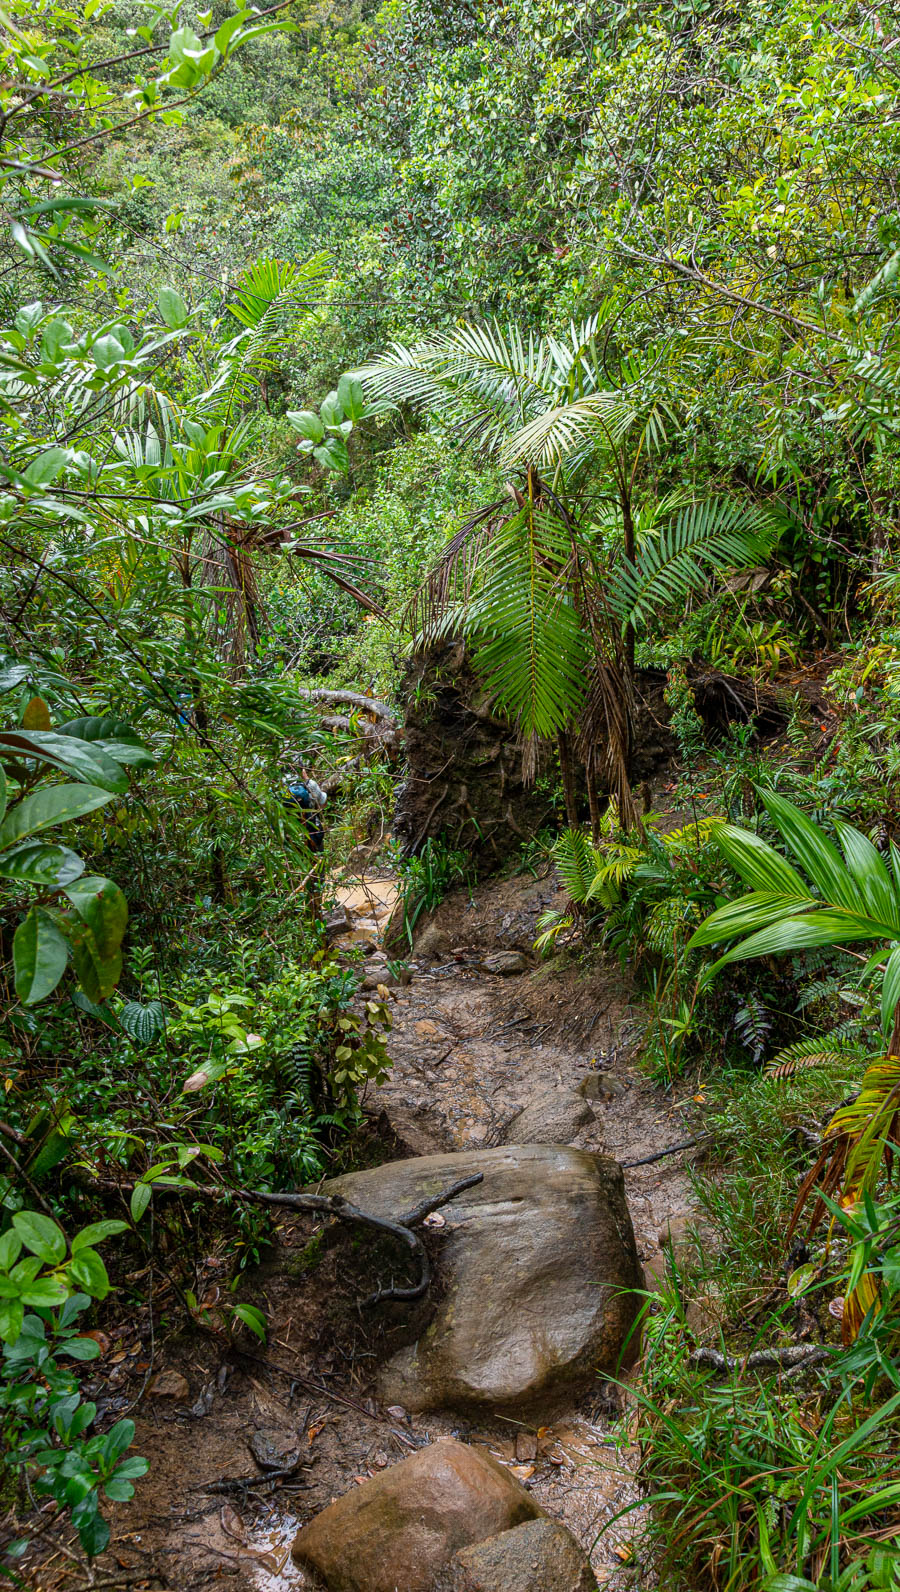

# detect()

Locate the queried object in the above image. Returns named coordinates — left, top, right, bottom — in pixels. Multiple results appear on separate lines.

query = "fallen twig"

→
left=622, top=1136, right=710, bottom=1169
left=196, top=1462, right=308, bottom=1495
left=691, top=1345, right=832, bottom=1374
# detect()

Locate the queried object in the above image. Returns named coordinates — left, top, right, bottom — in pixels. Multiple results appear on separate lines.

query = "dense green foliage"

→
left=4, top=0, right=900, bottom=1579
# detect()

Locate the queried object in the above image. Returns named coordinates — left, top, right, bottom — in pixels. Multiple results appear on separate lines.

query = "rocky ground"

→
left=35, top=867, right=705, bottom=1592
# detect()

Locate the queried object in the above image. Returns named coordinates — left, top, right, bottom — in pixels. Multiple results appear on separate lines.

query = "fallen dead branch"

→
left=77, top=1171, right=483, bottom=1306
left=690, top=1345, right=832, bottom=1375
left=297, top=687, right=399, bottom=722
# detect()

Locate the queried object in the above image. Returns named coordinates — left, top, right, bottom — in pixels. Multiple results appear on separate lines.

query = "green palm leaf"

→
left=689, top=790, right=900, bottom=1237
left=611, top=497, right=780, bottom=629
left=464, top=501, right=590, bottom=738
left=354, top=315, right=607, bottom=456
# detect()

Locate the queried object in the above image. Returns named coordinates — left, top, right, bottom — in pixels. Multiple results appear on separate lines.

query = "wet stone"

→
left=292, top=1438, right=543, bottom=1592
left=249, top=1426, right=299, bottom=1472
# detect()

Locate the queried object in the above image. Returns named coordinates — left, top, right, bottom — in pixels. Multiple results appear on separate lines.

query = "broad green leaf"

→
left=12, top=1210, right=66, bottom=1264
left=68, top=1246, right=110, bottom=1299
left=10, top=1255, right=42, bottom=1284
left=71, top=1220, right=128, bottom=1253
left=0, top=730, right=128, bottom=793
left=0, top=841, right=85, bottom=886
left=130, top=1182, right=151, bottom=1222
left=92, top=334, right=125, bottom=370
left=103, top=1417, right=136, bottom=1460
left=13, top=908, right=69, bottom=1004
left=64, top=875, right=128, bottom=961
left=19, top=1277, right=69, bottom=1307
left=0, top=663, right=31, bottom=693
left=58, top=1336, right=102, bottom=1360
left=104, top=1477, right=137, bottom=1501
left=0, top=1297, right=24, bottom=1343
left=712, top=824, right=809, bottom=898
left=760, top=789, right=865, bottom=913
left=0, top=1228, right=23, bottom=1267
left=71, top=989, right=122, bottom=1029
left=214, top=9, right=250, bottom=51
left=0, top=763, right=6, bottom=825
left=688, top=892, right=816, bottom=949
left=119, top=1000, right=164, bottom=1044
left=72, top=1497, right=109, bottom=1558
left=58, top=714, right=141, bottom=743
left=22, top=449, right=67, bottom=487
left=158, top=285, right=188, bottom=329
left=40, top=318, right=74, bottom=361
left=319, top=390, right=343, bottom=427
left=0, top=784, right=113, bottom=846
left=287, top=409, right=324, bottom=443
left=70, top=929, right=123, bottom=1003
left=337, top=373, right=366, bottom=421
left=836, top=820, right=900, bottom=930
left=881, top=944, right=900, bottom=1034
left=709, top=911, right=897, bottom=974
left=58, top=717, right=153, bottom=768
left=313, top=437, right=349, bottom=473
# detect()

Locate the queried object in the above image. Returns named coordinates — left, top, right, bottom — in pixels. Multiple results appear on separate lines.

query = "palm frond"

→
left=207, top=255, right=329, bottom=422
left=463, top=499, right=590, bottom=738
left=501, top=391, right=638, bottom=469
left=354, top=316, right=606, bottom=456
left=553, top=827, right=600, bottom=905
left=765, top=1037, right=868, bottom=1079
left=225, top=253, right=330, bottom=329
left=611, top=497, right=781, bottom=630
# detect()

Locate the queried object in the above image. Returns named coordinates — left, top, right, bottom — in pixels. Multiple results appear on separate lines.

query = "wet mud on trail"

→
left=33, top=869, right=703, bottom=1592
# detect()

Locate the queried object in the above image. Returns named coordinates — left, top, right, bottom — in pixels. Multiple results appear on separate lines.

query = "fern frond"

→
left=644, top=895, right=703, bottom=958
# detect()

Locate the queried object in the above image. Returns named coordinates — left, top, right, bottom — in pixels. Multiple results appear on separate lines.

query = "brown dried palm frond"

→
left=788, top=1054, right=900, bottom=1240
left=575, top=653, right=637, bottom=831
left=405, top=498, right=508, bottom=642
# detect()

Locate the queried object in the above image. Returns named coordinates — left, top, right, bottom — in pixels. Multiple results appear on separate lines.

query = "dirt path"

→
left=55, top=872, right=698, bottom=1592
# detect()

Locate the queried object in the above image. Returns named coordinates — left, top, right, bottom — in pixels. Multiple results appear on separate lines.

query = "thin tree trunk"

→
left=586, top=755, right=603, bottom=841
left=558, top=731, right=579, bottom=828
left=622, top=496, right=636, bottom=680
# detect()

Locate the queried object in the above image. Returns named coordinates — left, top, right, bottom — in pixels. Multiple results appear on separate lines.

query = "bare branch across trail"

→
left=80, top=1172, right=484, bottom=1307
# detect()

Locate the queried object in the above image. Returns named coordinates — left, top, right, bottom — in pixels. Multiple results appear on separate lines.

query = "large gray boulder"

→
left=317, top=1145, right=642, bottom=1416
left=292, top=1439, right=542, bottom=1592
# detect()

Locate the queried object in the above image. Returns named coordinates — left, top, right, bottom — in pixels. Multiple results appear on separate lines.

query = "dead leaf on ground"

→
left=220, top=1503, right=247, bottom=1543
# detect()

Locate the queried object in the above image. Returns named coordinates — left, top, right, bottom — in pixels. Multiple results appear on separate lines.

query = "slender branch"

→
left=0, top=1137, right=55, bottom=1214
left=622, top=1136, right=708, bottom=1168
left=78, top=1172, right=484, bottom=1306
